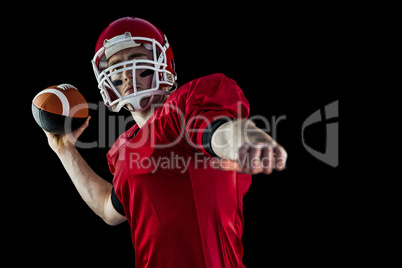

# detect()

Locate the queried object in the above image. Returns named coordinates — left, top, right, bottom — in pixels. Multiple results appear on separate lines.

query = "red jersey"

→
left=107, top=73, right=252, bottom=267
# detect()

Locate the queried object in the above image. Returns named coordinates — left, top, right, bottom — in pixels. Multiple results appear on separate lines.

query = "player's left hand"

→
left=211, top=141, right=287, bottom=175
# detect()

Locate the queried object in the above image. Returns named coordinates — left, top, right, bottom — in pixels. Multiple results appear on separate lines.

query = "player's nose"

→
left=123, top=64, right=133, bottom=81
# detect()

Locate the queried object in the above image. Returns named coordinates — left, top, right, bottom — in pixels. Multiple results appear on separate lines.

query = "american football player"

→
left=44, top=17, right=287, bottom=267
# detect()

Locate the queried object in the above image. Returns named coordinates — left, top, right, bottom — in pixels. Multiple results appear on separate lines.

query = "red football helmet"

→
left=92, top=17, right=177, bottom=112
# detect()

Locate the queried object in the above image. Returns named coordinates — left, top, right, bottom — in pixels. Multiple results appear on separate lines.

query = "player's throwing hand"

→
left=43, top=116, right=91, bottom=155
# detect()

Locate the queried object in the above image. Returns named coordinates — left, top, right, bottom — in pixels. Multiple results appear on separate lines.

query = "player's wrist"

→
left=55, top=138, right=77, bottom=158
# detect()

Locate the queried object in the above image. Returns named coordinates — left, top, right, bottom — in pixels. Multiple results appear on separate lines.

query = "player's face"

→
left=107, top=46, right=154, bottom=97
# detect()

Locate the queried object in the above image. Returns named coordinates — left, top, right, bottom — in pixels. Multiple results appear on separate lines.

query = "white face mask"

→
left=92, top=32, right=176, bottom=112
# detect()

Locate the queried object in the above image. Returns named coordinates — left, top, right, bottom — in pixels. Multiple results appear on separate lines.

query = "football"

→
left=32, top=84, right=89, bottom=134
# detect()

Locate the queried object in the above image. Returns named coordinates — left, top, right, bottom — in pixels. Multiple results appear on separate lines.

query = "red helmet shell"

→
left=94, top=17, right=175, bottom=77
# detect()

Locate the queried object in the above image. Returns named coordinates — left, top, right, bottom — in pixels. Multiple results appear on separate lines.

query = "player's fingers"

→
left=80, top=116, right=91, bottom=131
left=273, top=145, right=287, bottom=171
left=238, top=143, right=251, bottom=173
left=249, top=144, right=262, bottom=174
left=65, top=116, right=90, bottom=146
left=262, top=145, right=273, bottom=175
left=72, top=116, right=91, bottom=140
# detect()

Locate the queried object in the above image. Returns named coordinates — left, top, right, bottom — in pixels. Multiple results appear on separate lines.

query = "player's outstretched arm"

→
left=210, top=119, right=287, bottom=175
left=43, top=117, right=126, bottom=226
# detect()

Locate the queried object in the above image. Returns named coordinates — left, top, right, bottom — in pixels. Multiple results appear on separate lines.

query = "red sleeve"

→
left=184, top=73, right=250, bottom=156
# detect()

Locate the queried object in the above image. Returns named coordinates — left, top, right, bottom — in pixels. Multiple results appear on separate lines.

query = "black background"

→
left=7, top=3, right=352, bottom=267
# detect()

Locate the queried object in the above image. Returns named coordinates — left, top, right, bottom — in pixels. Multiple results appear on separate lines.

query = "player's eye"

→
left=136, top=61, right=153, bottom=67
left=111, top=65, right=124, bottom=73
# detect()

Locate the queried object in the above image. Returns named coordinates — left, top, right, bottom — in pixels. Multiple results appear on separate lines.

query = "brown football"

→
left=32, top=84, right=89, bottom=134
